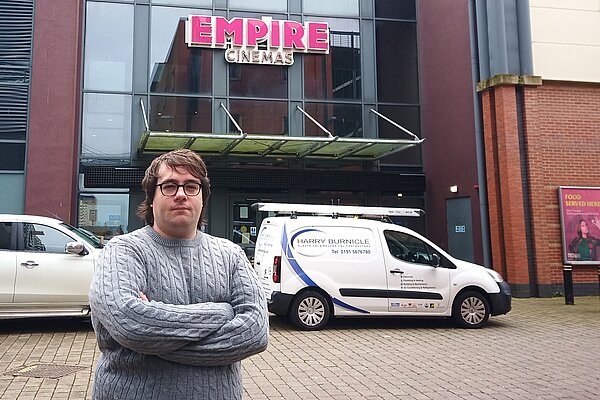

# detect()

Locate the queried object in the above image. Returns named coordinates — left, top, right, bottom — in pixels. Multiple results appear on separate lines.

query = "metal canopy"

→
left=138, top=102, right=424, bottom=161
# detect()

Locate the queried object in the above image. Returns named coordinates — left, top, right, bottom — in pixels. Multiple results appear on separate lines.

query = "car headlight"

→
left=486, top=269, right=504, bottom=283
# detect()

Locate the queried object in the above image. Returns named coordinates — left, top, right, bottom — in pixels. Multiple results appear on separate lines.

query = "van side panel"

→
left=281, top=223, right=389, bottom=314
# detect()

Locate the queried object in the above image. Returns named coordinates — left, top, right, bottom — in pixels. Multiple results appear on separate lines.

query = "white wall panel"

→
left=530, top=0, right=600, bottom=82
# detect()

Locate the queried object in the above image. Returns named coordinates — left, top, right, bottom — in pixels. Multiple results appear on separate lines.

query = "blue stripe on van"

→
left=281, top=226, right=318, bottom=287
left=282, top=224, right=370, bottom=314
left=332, top=298, right=370, bottom=313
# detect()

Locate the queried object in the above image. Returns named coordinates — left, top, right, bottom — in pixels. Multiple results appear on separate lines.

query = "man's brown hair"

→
left=137, top=149, right=211, bottom=229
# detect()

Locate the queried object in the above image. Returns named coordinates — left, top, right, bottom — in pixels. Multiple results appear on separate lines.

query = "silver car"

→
left=0, top=214, right=102, bottom=319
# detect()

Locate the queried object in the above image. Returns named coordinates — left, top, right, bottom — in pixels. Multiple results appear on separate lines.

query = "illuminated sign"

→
left=185, top=15, right=329, bottom=65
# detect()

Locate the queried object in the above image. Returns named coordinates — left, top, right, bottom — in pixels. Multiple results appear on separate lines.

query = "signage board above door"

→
left=185, top=15, right=329, bottom=65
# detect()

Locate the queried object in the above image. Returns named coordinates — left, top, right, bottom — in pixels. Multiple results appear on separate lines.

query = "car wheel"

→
left=452, top=291, right=490, bottom=328
left=289, top=290, right=330, bottom=331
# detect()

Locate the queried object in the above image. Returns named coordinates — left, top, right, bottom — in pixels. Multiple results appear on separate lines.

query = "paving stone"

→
left=0, top=297, right=599, bottom=399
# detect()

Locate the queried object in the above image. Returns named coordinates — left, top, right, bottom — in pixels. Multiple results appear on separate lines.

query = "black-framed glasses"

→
left=156, top=182, right=202, bottom=197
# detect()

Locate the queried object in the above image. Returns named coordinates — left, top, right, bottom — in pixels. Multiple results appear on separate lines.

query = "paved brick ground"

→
left=0, top=297, right=599, bottom=399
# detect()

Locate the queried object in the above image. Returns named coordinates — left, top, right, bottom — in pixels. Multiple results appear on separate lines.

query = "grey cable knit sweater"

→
left=89, top=226, right=269, bottom=400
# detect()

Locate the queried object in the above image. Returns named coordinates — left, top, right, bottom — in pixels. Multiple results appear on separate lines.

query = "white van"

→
left=252, top=203, right=511, bottom=330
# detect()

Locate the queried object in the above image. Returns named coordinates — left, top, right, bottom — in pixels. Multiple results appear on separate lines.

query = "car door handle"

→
left=389, top=269, right=404, bottom=274
left=20, top=261, right=39, bottom=269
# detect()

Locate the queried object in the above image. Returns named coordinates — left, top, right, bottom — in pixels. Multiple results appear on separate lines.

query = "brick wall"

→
left=481, top=80, right=600, bottom=296
left=523, top=81, right=600, bottom=288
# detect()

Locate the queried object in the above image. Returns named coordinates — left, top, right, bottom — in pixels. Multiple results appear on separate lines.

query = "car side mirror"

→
left=430, top=253, right=440, bottom=267
left=66, top=241, right=87, bottom=255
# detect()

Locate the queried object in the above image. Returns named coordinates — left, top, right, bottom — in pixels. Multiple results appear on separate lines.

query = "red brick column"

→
left=481, top=85, right=530, bottom=288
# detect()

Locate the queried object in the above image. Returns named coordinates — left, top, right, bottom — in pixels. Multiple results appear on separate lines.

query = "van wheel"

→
left=290, top=291, right=330, bottom=331
left=452, top=291, right=490, bottom=329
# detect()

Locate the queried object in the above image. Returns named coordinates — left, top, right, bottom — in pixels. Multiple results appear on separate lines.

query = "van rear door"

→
left=254, top=221, right=281, bottom=300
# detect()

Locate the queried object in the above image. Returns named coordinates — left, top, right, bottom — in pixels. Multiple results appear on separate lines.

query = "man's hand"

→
left=140, top=292, right=149, bottom=301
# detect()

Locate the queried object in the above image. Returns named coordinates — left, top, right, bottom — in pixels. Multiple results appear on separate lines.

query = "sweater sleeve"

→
left=89, top=238, right=235, bottom=355
left=158, top=244, right=269, bottom=366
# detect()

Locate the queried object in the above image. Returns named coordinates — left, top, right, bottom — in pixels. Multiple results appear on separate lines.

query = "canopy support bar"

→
left=298, top=137, right=338, bottom=158
left=138, top=99, right=151, bottom=153
left=220, top=102, right=244, bottom=134
left=259, top=139, right=287, bottom=157
left=297, top=106, right=335, bottom=138
left=221, top=134, right=247, bottom=156
left=335, top=142, right=377, bottom=160
left=370, top=108, right=420, bottom=141
left=140, top=98, right=150, bottom=132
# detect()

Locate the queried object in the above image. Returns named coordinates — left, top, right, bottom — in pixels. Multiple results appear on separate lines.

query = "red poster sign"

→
left=558, top=186, right=600, bottom=264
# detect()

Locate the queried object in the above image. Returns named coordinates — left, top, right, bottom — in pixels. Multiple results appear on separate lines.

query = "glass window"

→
left=229, top=0, right=286, bottom=12
left=78, top=193, right=129, bottom=242
left=0, top=85, right=28, bottom=140
left=377, top=105, right=421, bottom=165
left=0, top=142, right=25, bottom=170
left=384, top=230, right=432, bottom=265
left=149, top=96, right=212, bottom=132
left=304, top=102, right=362, bottom=137
left=232, top=202, right=256, bottom=246
left=0, top=174, right=24, bottom=213
left=375, top=0, right=416, bottom=20
left=229, top=64, right=288, bottom=98
left=305, top=18, right=360, bottom=100
left=61, top=223, right=103, bottom=249
left=229, top=100, right=288, bottom=135
left=0, top=222, right=12, bottom=250
left=376, top=21, right=418, bottom=103
left=84, top=2, right=134, bottom=92
left=22, top=223, right=73, bottom=253
left=82, top=94, right=132, bottom=160
left=303, top=0, right=359, bottom=17
left=150, top=7, right=213, bottom=95
left=152, top=0, right=211, bottom=6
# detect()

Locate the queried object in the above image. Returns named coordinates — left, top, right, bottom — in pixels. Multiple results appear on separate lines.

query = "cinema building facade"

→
left=27, top=1, right=428, bottom=244
left=3, top=0, right=600, bottom=296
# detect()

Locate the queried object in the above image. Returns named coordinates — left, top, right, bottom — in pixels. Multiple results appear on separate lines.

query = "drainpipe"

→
left=515, top=0, right=539, bottom=296
left=516, top=0, right=534, bottom=75
left=468, top=0, right=492, bottom=268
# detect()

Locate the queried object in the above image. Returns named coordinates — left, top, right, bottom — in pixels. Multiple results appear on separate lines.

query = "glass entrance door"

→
left=230, top=192, right=289, bottom=260
left=232, top=201, right=257, bottom=248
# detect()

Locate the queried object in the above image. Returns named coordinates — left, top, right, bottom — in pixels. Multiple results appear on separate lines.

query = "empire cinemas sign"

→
left=185, top=15, right=329, bottom=65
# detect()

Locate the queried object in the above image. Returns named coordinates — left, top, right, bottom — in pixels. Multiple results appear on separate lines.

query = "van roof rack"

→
left=251, top=202, right=423, bottom=218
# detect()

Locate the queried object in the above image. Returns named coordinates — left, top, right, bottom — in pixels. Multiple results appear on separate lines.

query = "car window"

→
left=22, top=223, right=74, bottom=253
left=0, top=222, right=12, bottom=250
left=61, top=223, right=103, bottom=249
left=384, top=230, right=432, bottom=264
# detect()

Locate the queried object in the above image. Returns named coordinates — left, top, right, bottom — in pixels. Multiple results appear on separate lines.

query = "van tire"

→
left=289, top=290, right=330, bottom=331
left=452, top=291, right=490, bottom=329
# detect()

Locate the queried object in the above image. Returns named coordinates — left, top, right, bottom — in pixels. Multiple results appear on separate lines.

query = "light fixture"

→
left=397, top=193, right=403, bottom=198
left=450, top=185, right=458, bottom=193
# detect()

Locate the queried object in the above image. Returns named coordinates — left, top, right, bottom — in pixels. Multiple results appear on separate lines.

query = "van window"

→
left=0, top=222, right=12, bottom=250
left=384, top=230, right=434, bottom=265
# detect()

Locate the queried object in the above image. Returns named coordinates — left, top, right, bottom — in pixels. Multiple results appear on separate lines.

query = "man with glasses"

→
left=89, top=149, right=268, bottom=400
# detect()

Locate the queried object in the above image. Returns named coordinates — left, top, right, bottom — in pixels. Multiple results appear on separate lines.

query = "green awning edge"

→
left=138, top=130, right=424, bottom=161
